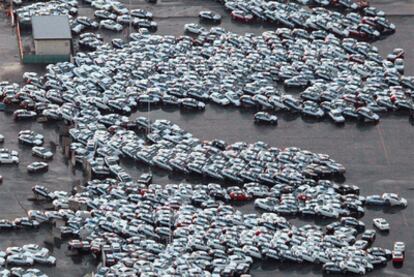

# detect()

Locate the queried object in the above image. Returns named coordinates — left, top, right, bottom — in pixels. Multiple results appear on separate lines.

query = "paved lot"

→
left=0, top=0, right=413, bottom=276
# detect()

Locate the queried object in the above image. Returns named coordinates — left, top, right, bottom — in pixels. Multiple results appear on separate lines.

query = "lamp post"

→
left=128, top=0, right=132, bottom=37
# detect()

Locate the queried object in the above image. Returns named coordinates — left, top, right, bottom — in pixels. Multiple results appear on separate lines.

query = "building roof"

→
left=32, top=16, right=72, bottom=40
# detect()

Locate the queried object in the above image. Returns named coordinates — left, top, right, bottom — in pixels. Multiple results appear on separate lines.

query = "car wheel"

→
left=326, top=270, right=330, bottom=274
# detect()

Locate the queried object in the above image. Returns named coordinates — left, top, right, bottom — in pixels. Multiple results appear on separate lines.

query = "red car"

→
left=392, top=251, right=404, bottom=263
left=349, top=54, right=365, bottom=64
left=231, top=10, right=254, bottom=23
left=297, top=194, right=310, bottom=201
left=356, top=0, right=369, bottom=9
left=348, top=28, right=366, bottom=39
left=19, top=99, right=35, bottom=110
left=229, top=191, right=251, bottom=201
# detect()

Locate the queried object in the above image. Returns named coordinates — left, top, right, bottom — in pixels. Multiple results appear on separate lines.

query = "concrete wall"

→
left=34, top=39, right=71, bottom=55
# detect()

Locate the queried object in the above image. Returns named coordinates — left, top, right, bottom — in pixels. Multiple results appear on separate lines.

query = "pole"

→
left=169, top=210, right=173, bottom=244
left=9, top=0, right=14, bottom=26
left=128, top=0, right=131, bottom=36
left=147, top=100, right=150, bottom=133
left=147, top=99, right=151, bottom=175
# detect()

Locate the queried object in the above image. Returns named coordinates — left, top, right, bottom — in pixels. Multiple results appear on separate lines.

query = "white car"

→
left=210, top=92, right=230, bottom=106
left=0, top=134, right=4, bottom=143
left=22, top=269, right=48, bottom=277
left=340, top=260, right=366, bottom=275
left=357, top=107, right=380, bottom=122
left=27, top=162, right=48, bottom=173
left=27, top=210, right=48, bottom=222
left=312, top=250, right=330, bottom=264
left=112, top=2, right=128, bottom=14
left=254, top=197, right=278, bottom=212
left=394, top=241, right=405, bottom=253
left=254, top=112, right=278, bottom=124
left=225, top=92, right=241, bottom=106
left=242, top=245, right=262, bottom=259
left=328, top=108, right=345, bottom=124
left=11, top=267, right=25, bottom=276
left=31, top=253, right=56, bottom=265
left=22, top=244, right=49, bottom=256
left=302, top=101, right=325, bottom=118
left=6, top=246, right=24, bottom=255
left=100, top=19, right=123, bottom=31
left=32, top=147, right=54, bottom=159
left=18, top=134, right=43, bottom=146
left=315, top=205, right=339, bottom=219
left=297, top=249, right=315, bottom=263
left=199, top=10, right=222, bottom=22
left=184, top=23, right=205, bottom=34
left=13, top=109, right=37, bottom=120
left=6, top=254, right=34, bottom=266
left=373, top=218, right=390, bottom=231
left=180, top=98, right=205, bottom=110
left=0, top=153, right=19, bottom=164
left=382, top=193, right=408, bottom=207
left=394, top=58, right=404, bottom=73
left=0, top=268, right=10, bottom=277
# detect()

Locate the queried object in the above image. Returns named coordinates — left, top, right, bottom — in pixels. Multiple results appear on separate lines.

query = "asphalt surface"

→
left=0, top=0, right=413, bottom=276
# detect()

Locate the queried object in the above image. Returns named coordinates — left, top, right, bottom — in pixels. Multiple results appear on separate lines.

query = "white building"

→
left=31, top=16, right=72, bottom=56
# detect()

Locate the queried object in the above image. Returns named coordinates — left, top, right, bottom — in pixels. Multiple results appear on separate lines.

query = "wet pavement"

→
left=0, top=0, right=414, bottom=276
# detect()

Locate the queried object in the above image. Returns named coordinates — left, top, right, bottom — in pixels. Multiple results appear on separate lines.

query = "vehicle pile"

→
left=0, top=112, right=407, bottom=275
left=71, top=116, right=345, bottom=182
left=15, top=0, right=79, bottom=26
left=3, top=23, right=413, bottom=125
left=15, top=0, right=156, bottom=34
left=0, top=267, right=48, bottom=277
left=8, top=176, right=406, bottom=276
left=83, top=0, right=156, bottom=33
left=6, top=0, right=414, bottom=125
left=0, top=0, right=410, bottom=275
left=221, top=0, right=394, bottom=40
left=78, top=33, right=104, bottom=51
left=0, top=244, right=54, bottom=276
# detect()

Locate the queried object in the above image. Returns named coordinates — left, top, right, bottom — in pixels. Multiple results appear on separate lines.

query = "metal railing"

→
left=22, top=54, right=71, bottom=64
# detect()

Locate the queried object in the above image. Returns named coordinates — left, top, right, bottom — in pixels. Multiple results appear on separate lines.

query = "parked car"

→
left=32, top=147, right=53, bottom=159
left=27, top=162, right=48, bottom=173
left=254, top=112, right=278, bottom=125
left=199, top=11, right=222, bottom=22
left=373, top=218, right=390, bottom=231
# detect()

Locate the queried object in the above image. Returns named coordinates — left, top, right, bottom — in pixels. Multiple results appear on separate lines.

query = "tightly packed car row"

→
left=64, top=116, right=406, bottom=221
left=14, top=0, right=156, bottom=35
left=0, top=267, right=48, bottom=277
left=219, top=0, right=393, bottom=40
left=0, top=244, right=53, bottom=276
left=73, top=7, right=156, bottom=34
left=15, top=0, right=78, bottom=26
left=0, top=80, right=407, bottom=276
left=69, top=116, right=346, bottom=183
left=1, top=66, right=407, bottom=275
left=0, top=244, right=56, bottom=267
left=74, top=1, right=156, bottom=34
left=11, top=176, right=403, bottom=276
left=3, top=25, right=413, bottom=126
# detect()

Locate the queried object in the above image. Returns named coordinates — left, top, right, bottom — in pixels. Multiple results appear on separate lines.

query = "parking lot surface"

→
left=0, top=0, right=413, bottom=276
